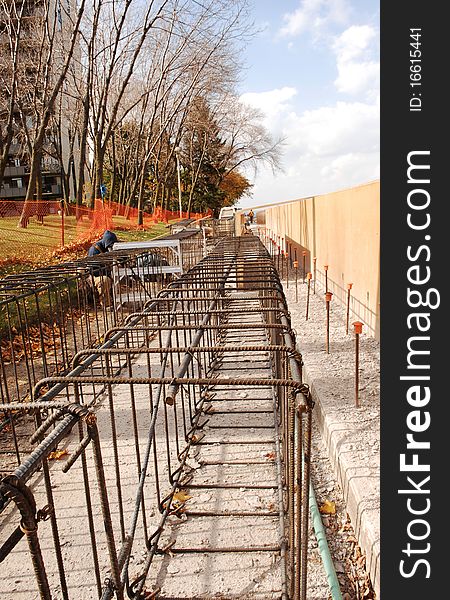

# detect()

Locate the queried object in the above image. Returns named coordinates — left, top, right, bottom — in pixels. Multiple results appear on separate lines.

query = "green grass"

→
left=115, top=222, right=170, bottom=242
left=0, top=215, right=173, bottom=275
left=0, top=215, right=172, bottom=260
left=0, top=215, right=78, bottom=257
left=0, top=218, right=174, bottom=335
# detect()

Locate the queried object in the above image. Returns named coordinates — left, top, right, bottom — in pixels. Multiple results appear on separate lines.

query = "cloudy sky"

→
left=238, top=0, right=380, bottom=207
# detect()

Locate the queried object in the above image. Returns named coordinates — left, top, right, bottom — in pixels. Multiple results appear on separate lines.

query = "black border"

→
left=381, top=2, right=446, bottom=596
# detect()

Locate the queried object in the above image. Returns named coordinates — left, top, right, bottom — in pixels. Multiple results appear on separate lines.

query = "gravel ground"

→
left=0, top=246, right=379, bottom=599
left=282, top=265, right=379, bottom=600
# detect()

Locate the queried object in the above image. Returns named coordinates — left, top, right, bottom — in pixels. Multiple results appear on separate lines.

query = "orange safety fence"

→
left=0, top=199, right=211, bottom=269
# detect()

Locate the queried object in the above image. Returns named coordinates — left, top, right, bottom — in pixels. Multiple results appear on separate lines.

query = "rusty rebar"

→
left=346, top=283, right=353, bottom=335
left=353, top=321, right=363, bottom=407
left=1, top=235, right=312, bottom=600
left=325, top=292, right=333, bottom=353
left=313, top=257, right=317, bottom=294
left=304, top=273, right=311, bottom=320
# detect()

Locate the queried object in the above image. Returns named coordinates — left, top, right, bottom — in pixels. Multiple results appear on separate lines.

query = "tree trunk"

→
left=76, top=96, right=89, bottom=215
left=18, top=148, right=41, bottom=228
left=93, top=141, right=105, bottom=206
left=110, top=134, right=117, bottom=203
left=136, top=157, right=150, bottom=227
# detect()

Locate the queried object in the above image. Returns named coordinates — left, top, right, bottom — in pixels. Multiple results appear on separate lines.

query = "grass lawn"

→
left=0, top=215, right=173, bottom=278
left=0, top=217, right=175, bottom=337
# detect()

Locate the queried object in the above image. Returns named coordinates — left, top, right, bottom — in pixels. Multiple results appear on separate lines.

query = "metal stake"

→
left=353, top=321, right=363, bottom=407
left=346, top=283, right=353, bottom=335
left=325, top=291, right=333, bottom=353
left=313, top=257, right=317, bottom=294
left=286, top=251, right=289, bottom=288
left=306, top=273, right=312, bottom=320
left=294, top=259, right=299, bottom=303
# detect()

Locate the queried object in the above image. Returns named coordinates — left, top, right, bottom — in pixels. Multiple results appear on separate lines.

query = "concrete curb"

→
left=304, top=369, right=380, bottom=599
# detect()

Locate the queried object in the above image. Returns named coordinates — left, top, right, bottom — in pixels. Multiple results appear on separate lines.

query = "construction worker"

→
left=86, top=230, right=118, bottom=306
left=87, top=230, right=118, bottom=256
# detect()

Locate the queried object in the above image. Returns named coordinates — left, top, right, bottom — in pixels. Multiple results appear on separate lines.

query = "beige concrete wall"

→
left=263, top=181, right=380, bottom=338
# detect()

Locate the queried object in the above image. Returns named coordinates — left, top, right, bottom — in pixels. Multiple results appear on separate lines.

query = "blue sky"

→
left=237, top=0, right=380, bottom=207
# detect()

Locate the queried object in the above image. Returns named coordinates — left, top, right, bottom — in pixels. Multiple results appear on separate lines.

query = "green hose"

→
left=309, top=479, right=343, bottom=599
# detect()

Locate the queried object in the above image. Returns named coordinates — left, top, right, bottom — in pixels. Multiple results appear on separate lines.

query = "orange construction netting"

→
left=0, top=199, right=211, bottom=267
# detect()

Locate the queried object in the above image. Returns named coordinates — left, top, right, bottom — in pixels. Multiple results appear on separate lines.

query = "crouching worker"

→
left=86, top=230, right=118, bottom=307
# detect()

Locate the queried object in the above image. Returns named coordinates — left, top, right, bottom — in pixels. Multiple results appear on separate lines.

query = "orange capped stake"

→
left=353, top=321, right=363, bottom=335
left=294, top=254, right=299, bottom=302
left=325, top=291, right=333, bottom=302
left=324, top=264, right=329, bottom=292
left=284, top=250, right=289, bottom=288
left=353, top=321, right=363, bottom=407
left=347, top=282, right=353, bottom=290
left=306, top=272, right=312, bottom=280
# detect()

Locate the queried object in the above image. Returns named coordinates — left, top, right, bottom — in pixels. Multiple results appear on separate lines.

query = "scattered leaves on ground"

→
left=172, top=490, right=192, bottom=504
left=48, top=448, right=69, bottom=461
left=1, top=322, right=62, bottom=364
left=319, top=499, right=336, bottom=514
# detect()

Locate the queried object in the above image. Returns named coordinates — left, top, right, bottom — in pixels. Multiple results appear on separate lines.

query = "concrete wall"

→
left=263, top=181, right=380, bottom=338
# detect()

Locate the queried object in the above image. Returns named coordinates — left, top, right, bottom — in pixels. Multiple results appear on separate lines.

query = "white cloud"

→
left=332, top=25, right=379, bottom=96
left=279, top=0, right=350, bottom=38
left=238, top=89, right=379, bottom=206
left=240, top=87, right=297, bottom=122
left=333, top=24, right=376, bottom=61
left=287, top=100, right=379, bottom=156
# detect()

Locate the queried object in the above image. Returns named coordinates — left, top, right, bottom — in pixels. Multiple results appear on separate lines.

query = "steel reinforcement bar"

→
left=0, top=235, right=313, bottom=600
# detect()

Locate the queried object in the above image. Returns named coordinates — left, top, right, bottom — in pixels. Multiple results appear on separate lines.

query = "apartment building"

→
left=0, top=0, right=79, bottom=203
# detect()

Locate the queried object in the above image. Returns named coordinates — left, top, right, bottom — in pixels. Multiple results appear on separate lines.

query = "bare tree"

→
left=16, top=0, right=86, bottom=227
left=218, top=98, right=283, bottom=179
left=0, top=0, right=27, bottom=187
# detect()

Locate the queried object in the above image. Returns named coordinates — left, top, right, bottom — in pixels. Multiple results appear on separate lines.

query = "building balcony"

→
left=0, top=186, right=27, bottom=199
left=4, top=165, right=27, bottom=177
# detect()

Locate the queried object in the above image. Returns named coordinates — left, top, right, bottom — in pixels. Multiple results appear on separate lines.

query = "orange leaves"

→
left=50, top=238, right=93, bottom=261
left=319, top=500, right=336, bottom=515
left=1, top=322, right=61, bottom=364
left=172, top=490, right=192, bottom=505
left=48, top=448, right=69, bottom=460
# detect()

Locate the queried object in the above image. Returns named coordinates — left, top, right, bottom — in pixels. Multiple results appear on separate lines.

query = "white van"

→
left=218, top=206, right=237, bottom=219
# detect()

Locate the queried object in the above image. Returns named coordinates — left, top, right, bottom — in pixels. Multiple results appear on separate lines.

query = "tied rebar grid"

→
left=0, top=233, right=205, bottom=467
left=0, top=235, right=313, bottom=600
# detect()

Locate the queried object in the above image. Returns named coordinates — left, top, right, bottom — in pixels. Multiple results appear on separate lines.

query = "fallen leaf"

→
left=173, top=490, right=192, bottom=504
left=48, top=448, right=69, bottom=460
left=319, top=500, right=336, bottom=515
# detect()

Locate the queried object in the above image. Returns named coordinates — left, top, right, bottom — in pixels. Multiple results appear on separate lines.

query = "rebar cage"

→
left=0, top=235, right=313, bottom=600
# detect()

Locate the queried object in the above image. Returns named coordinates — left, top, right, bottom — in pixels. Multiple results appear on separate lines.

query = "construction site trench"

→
left=0, top=227, right=377, bottom=600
